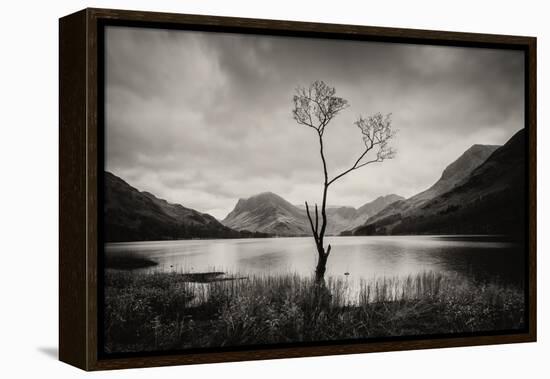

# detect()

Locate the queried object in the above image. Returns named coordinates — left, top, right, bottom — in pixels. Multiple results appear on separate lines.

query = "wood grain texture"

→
left=92, top=333, right=536, bottom=371
left=59, top=9, right=88, bottom=370
left=88, top=7, right=533, bottom=46
left=58, top=8, right=537, bottom=371
left=86, top=12, right=99, bottom=370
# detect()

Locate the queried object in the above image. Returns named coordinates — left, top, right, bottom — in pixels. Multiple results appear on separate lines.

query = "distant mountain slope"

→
left=104, top=172, right=263, bottom=242
left=354, top=130, right=525, bottom=236
left=344, top=194, right=405, bottom=231
left=323, top=207, right=358, bottom=235
left=353, top=143, right=500, bottom=231
left=222, top=192, right=310, bottom=236
left=223, top=193, right=403, bottom=236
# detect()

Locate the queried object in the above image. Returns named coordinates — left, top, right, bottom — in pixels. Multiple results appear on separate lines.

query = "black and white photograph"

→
left=101, top=25, right=528, bottom=354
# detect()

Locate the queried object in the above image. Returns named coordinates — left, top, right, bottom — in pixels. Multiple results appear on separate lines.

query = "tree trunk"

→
left=306, top=133, right=332, bottom=284
left=306, top=201, right=332, bottom=284
left=315, top=250, right=328, bottom=283
left=315, top=183, right=331, bottom=283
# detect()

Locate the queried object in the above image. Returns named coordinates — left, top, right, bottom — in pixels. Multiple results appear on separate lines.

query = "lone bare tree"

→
left=292, top=80, right=396, bottom=283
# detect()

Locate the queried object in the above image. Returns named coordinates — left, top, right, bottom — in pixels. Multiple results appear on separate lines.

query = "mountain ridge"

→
left=104, top=171, right=268, bottom=242
left=354, top=143, right=501, bottom=231
left=222, top=192, right=403, bottom=236
left=353, top=131, right=524, bottom=236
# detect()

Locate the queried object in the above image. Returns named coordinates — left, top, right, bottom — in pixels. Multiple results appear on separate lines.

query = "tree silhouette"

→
left=292, top=80, right=396, bottom=282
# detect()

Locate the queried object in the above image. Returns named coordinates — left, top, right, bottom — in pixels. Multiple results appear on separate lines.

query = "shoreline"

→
left=105, top=233, right=519, bottom=245
left=103, top=270, right=525, bottom=354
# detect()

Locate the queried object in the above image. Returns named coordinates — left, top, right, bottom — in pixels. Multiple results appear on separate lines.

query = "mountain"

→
left=324, top=207, right=359, bottom=235
left=222, top=192, right=310, bottom=236
left=412, top=143, right=501, bottom=203
left=345, top=194, right=405, bottom=230
left=103, top=172, right=266, bottom=242
left=322, top=195, right=404, bottom=234
left=349, top=143, right=500, bottom=234
left=353, top=130, right=525, bottom=236
left=223, top=192, right=403, bottom=236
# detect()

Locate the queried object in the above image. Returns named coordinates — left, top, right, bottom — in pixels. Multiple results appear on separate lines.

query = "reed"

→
left=104, top=270, right=524, bottom=353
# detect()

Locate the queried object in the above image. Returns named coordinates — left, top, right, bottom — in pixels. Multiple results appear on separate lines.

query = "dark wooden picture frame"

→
left=59, top=7, right=536, bottom=371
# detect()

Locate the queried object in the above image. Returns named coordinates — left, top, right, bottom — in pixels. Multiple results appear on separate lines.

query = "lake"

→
left=105, top=235, right=525, bottom=287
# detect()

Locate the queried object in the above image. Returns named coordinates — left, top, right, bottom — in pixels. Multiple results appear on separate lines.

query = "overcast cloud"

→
left=105, top=26, right=524, bottom=219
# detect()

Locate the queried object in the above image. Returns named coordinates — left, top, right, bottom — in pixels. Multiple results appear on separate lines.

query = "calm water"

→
left=105, top=236, right=525, bottom=286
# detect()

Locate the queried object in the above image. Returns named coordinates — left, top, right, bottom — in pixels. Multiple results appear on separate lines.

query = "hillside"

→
left=222, top=192, right=310, bottom=236
left=104, top=172, right=265, bottom=242
left=223, top=193, right=403, bottom=236
left=353, top=130, right=525, bottom=236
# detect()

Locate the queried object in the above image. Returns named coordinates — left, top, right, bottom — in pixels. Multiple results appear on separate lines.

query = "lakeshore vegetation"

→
left=104, top=268, right=524, bottom=353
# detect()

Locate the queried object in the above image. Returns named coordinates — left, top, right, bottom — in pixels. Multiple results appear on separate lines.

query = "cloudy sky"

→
left=105, top=26, right=524, bottom=219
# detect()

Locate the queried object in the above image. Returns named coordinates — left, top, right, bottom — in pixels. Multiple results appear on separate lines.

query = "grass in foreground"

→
left=104, top=271, right=524, bottom=353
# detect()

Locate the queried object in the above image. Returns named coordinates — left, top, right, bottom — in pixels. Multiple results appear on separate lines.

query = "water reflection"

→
left=105, top=236, right=525, bottom=287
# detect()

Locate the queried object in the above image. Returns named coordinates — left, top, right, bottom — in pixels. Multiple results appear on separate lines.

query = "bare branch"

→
left=305, top=201, right=318, bottom=239
left=292, top=80, right=349, bottom=134
left=314, top=203, right=319, bottom=235
left=328, top=112, right=397, bottom=186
